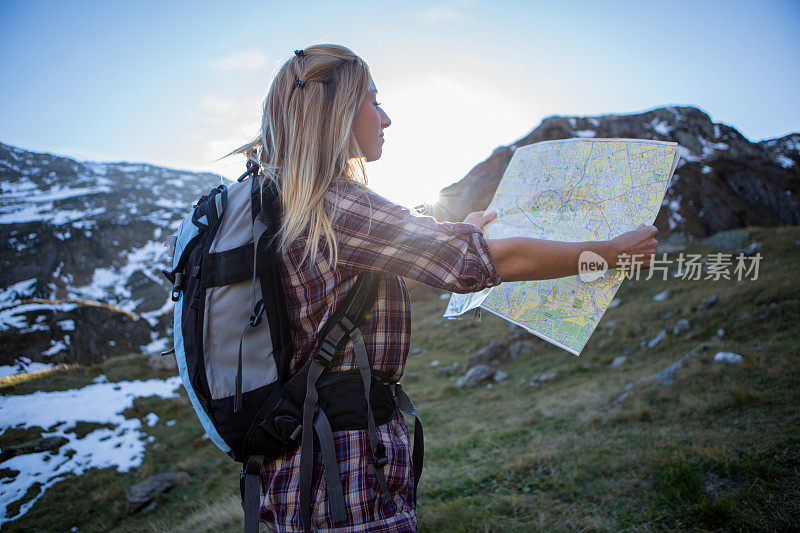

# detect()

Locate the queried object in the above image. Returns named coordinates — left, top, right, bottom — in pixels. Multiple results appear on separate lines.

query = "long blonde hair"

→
left=231, top=44, right=372, bottom=267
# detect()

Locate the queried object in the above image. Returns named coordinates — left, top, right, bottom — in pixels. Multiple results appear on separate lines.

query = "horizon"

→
left=1, top=0, right=798, bottom=206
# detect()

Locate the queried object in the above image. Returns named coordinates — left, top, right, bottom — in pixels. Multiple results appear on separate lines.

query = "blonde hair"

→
left=231, top=44, right=372, bottom=267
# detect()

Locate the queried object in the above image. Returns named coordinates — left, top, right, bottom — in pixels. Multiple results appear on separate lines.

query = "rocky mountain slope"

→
left=0, top=142, right=223, bottom=366
left=1, top=105, right=798, bottom=368
left=426, top=107, right=799, bottom=240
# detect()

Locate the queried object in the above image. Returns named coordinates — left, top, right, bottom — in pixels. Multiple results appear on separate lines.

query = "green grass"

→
left=3, top=225, right=800, bottom=531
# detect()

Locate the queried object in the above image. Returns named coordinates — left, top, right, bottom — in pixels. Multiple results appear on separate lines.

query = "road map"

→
left=444, top=138, right=681, bottom=355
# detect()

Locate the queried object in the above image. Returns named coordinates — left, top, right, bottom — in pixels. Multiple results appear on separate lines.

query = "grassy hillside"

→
left=3, top=225, right=799, bottom=531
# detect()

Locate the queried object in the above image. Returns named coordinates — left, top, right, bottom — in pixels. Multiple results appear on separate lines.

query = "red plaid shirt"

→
left=260, top=182, right=501, bottom=532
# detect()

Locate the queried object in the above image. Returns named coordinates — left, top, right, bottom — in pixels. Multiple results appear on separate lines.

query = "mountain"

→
left=0, top=142, right=223, bottom=366
left=1, top=106, right=798, bottom=368
left=425, top=107, right=799, bottom=240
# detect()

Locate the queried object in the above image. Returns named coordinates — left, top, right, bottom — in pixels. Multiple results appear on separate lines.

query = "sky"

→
left=1, top=0, right=799, bottom=207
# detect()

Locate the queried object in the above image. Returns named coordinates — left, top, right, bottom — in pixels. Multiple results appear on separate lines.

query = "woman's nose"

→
left=380, top=108, right=391, bottom=129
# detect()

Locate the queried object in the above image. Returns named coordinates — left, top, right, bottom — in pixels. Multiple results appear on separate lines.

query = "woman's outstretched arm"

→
left=486, top=224, right=658, bottom=282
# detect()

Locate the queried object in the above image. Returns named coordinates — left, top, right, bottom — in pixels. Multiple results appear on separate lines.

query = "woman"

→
left=234, top=44, right=657, bottom=532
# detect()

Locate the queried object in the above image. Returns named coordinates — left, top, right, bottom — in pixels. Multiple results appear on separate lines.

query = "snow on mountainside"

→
left=0, top=142, right=225, bottom=368
left=426, top=106, right=799, bottom=240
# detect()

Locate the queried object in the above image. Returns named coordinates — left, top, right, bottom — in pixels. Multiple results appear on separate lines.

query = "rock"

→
left=647, top=329, right=668, bottom=348
left=697, top=294, right=719, bottom=311
left=536, top=371, right=557, bottom=382
left=608, top=298, right=621, bottom=309
left=0, top=436, right=68, bottom=461
left=126, top=471, right=190, bottom=514
left=467, top=341, right=509, bottom=369
left=147, top=352, right=177, bottom=371
left=632, top=342, right=709, bottom=387
left=529, top=371, right=557, bottom=387
left=430, top=359, right=440, bottom=367
left=410, top=347, right=423, bottom=355
left=702, top=228, right=751, bottom=250
left=716, top=328, right=725, bottom=338
left=738, top=241, right=762, bottom=256
left=672, top=318, right=691, bottom=335
left=657, top=233, right=688, bottom=254
left=653, top=290, right=671, bottom=302
left=456, top=364, right=495, bottom=388
left=609, top=356, right=627, bottom=368
left=652, top=359, right=685, bottom=385
left=402, top=372, right=419, bottom=382
left=493, top=370, right=509, bottom=382
left=612, top=391, right=629, bottom=404
left=508, top=340, right=536, bottom=360
left=713, top=351, right=743, bottom=363
left=433, top=363, right=462, bottom=377
left=422, top=110, right=800, bottom=242
left=439, top=293, right=451, bottom=301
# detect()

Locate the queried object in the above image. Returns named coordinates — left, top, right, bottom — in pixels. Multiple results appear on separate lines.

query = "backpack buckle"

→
left=313, top=339, right=337, bottom=366
left=171, top=273, right=183, bottom=301
left=373, top=442, right=388, bottom=469
left=249, top=299, right=266, bottom=326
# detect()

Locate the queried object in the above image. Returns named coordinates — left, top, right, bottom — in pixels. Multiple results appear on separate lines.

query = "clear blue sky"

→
left=1, top=0, right=798, bottom=206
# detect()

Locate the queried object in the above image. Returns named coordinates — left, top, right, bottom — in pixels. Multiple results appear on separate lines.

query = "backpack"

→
left=161, top=163, right=424, bottom=533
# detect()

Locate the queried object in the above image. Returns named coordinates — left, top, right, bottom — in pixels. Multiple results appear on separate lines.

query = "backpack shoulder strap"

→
left=252, top=176, right=296, bottom=383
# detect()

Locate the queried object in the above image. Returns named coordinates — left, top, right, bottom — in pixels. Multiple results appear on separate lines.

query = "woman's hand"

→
left=607, top=224, right=659, bottom=269
left=463, top=210, right=497, bottom=232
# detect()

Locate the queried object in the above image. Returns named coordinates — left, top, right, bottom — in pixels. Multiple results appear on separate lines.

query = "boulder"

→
left=126, top=471, right=190, bottom=514
left=508, top=340, right=537, bottom=360
left=697, top=294, right=720, bottom=311
left=529, top=371, right=558, bottom=388
left=647, top=329, right=668, bottom=348
left=713, top=351, right=743, bottom=363
left=456, top=364, right=495, bottom=388
left=609, top=356, right=627, bottom=369
left=653, top=290, right=671, bottom=302
left=672, top=318, right=691, bottom=335
left=467, top=341, right=509, bottom=369
left=433, top=363, right=462, bottom=377
left=702, top=228, right=751, bottom=250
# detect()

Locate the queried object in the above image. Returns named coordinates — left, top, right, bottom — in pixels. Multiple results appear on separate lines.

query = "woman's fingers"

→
left=609, top=224, right=659, bottom=268
left=463, top=210, right=497, bottom=230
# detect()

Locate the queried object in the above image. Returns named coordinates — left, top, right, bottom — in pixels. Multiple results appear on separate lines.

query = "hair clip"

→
left=294, top=49, right=304, bottom=57
left=294, top=78, right=306, bottom=88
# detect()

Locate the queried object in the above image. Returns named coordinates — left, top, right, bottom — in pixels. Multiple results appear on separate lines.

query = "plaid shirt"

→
left=260, top=182, right=501, bottom=532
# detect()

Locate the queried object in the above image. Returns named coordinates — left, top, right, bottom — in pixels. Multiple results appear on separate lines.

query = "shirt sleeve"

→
left=327, top=183, right=502, bottom=294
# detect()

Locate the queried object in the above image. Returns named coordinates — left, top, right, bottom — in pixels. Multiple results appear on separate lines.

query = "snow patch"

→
left=648, top=117, right=672, bottom=136
left=0, top=376, right=182, bottom=523
left=574, top=130, right=596, bottom=138
left=0, top=357, right=57, bottom=379
left=698, top=136, right=729, bottom=158
left=677, top=145, right=700, bottom=163
left=0, top=302, right=78, bottom=331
